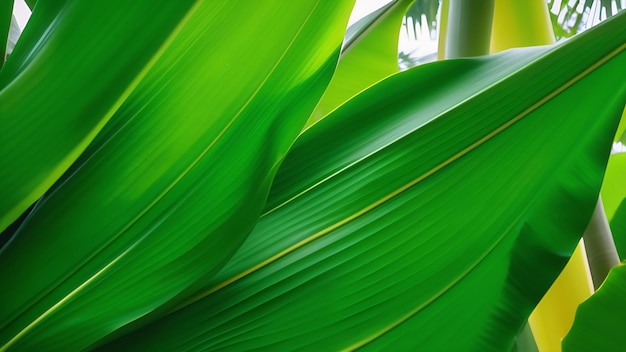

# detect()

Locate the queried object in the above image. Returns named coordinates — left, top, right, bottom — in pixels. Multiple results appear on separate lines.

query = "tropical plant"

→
left=0, top=0, right=624, bottom=351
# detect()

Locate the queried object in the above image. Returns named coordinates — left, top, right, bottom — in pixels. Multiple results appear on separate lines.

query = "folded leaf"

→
left=0, top=2, right=354, bottom=351
left=0, top=0, right=197, bottom=231
left=101, top=11, right=626, bottom=352
left=562, top=263, right=626, bottom=351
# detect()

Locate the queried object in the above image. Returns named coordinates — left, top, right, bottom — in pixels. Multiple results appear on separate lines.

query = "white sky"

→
left=12, top=0, right=30, bottom=29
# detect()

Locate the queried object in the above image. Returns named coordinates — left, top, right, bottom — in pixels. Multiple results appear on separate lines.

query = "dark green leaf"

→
left=562, top=263, right=626, bottom=351
left=0, top=0, right=12, bottom=68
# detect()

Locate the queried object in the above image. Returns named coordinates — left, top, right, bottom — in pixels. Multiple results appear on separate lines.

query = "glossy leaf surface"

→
left=102, top=12, right=626, bottom=352
left=0, top=1, right=354, bottom=351
left=0, top=0, right=197, bottom=231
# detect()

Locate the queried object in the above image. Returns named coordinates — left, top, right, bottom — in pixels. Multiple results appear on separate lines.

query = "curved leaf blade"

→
left=101, top=11, right=626, bottom=352
left=562, top=263, right=626, bottom=351
left=0, top=1, right=355, bottom=351
left=310, top=0, right=413, bottom=124
left=0, top=0, right=197, bottom=231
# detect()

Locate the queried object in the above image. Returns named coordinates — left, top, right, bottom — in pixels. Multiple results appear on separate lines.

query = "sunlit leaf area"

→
left=1, top=0, right=625, bottom=351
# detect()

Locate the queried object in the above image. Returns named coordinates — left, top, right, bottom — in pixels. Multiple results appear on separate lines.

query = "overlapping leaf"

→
left=562, top=263, right=626, bottom=351
left=309, top=0, right=413, bottom=124
left=0, top=0, right=198, bottom=231
left=0, top=1, right=354, bottom=351
left=101, top=11, right=626, bottom=352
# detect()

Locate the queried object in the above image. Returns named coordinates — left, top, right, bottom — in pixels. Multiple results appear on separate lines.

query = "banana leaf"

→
left=0, top=2, right=354, bottom=351
left=99, top=11, right=626, bottom=352
left=0, top=0, right=197, bottom=231
left=0, top=0, right=12, bottom=67
left=562, top=263, right=626, bottom=351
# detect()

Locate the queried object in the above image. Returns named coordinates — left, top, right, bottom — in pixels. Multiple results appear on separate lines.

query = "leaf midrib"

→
left=176, top=42, right=625, bottom=325
left=1, top=2, right=322, bottom=350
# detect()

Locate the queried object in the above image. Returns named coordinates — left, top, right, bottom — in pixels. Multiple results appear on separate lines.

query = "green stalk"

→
left=437, top=0, right=449, bottom=60
left=445, top=0, right=494, bottom=58
left=583, top=196, right=620, bottom=290
left=0, top=0, right=13, bottom=69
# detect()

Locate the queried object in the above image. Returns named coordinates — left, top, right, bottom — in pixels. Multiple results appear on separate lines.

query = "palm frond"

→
left=548, top=0, right=624, bottom=39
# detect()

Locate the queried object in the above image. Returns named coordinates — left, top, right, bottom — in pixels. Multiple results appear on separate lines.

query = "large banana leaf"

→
left=100, top=11, right=626, bottom=351
left=0, top=0, right=198, bottom=231
left=562, top=263, right=626, bottom=351
left=0, top=2, right=354, bottom=351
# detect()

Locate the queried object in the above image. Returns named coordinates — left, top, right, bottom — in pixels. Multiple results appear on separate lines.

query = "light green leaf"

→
left=0, top=2, right=354, bottom=351
left=562, top=263, right=626, bottom=351
left=309, top=0, right=413, bottom=124
left=601, top=152, right=626, bottom=221
left=0, top=0, right=198, bottom=231
left=100, top=12, right=626, bottom=352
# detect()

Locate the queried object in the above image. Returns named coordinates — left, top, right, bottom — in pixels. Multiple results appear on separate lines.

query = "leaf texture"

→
left=101, top=11, right=626, bottom=352
left=0, top=1, right=354, bottom=351
left=0, top=0, right=197, bottom=231
left=309, top=0, right=413, bottom=124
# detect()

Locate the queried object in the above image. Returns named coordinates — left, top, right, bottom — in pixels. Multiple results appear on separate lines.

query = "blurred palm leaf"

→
left=548, top=0, right=623, bottom=39
left=404, top=0, right=439, bottom=39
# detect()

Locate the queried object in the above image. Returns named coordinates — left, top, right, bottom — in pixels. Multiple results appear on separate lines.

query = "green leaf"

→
left=309, top=0, right=413, bottom=124
left=0, top=0, right=66, bottom=85
left=601, top=152, right=626, bottom=221
left=101, top=12, right=626, bottom=352
left=562, top=263, right=626, bottom=351
left=0, top=0, right=12, bottom=68
left=0, top=0, right=198, bottom=231
left=0, top=2, right=354, bottom=351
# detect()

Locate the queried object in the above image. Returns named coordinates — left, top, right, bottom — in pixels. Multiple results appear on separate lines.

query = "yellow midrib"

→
left=180, top=42, right=625, bottom=348
left=0, top=2, right=322, bottom=350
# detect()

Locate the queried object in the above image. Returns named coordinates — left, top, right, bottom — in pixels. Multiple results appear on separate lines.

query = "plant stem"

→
left=583, top=196, right=620, bottom=290
left=437, top=0, right=449, bottom=60
left=445, top=0, right=494, bottom=59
